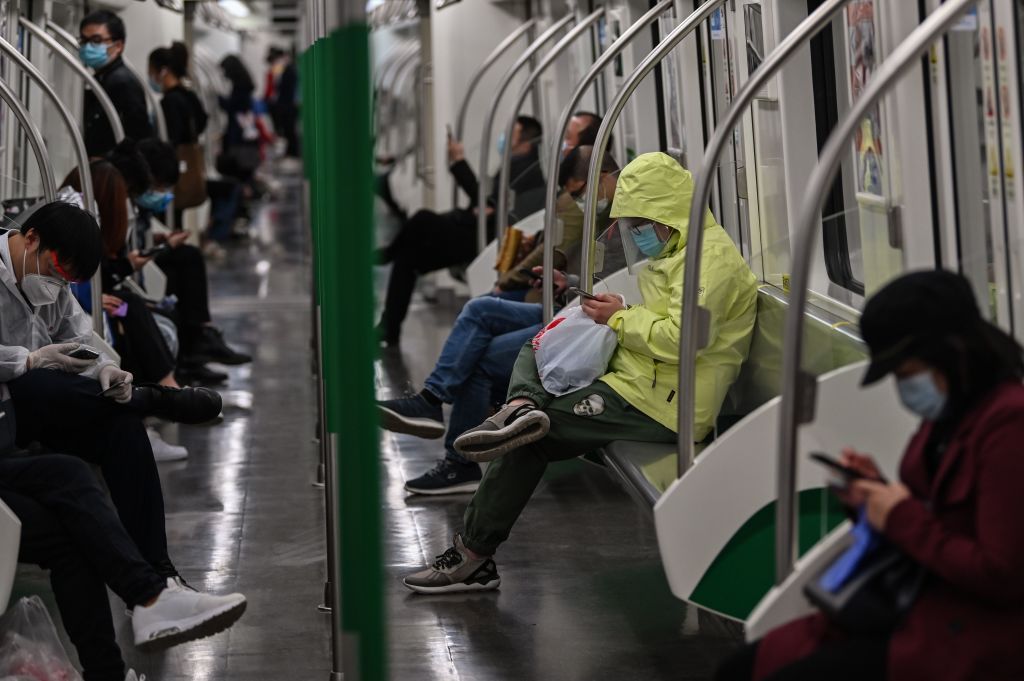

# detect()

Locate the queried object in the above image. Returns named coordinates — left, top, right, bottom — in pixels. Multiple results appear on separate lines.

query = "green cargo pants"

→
left=462, top=344, right=675, bottom=556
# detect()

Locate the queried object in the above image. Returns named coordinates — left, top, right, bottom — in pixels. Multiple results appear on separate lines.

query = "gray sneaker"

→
left=403, top=535, right=500, bottom=594
left=453, top=403, right=550, bottom=462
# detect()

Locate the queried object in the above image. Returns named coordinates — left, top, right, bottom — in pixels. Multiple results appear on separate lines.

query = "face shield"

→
left=615, top=216, right=662, bottom=273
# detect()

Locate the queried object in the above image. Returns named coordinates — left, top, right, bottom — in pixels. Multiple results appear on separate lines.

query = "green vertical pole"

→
left=314, top=4, right=385, bottom=680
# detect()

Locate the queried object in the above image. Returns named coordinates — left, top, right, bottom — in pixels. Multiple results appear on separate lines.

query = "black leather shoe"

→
left=192, top=327, right=252, bottom=365
left=133, top=385, right=223, bottom=425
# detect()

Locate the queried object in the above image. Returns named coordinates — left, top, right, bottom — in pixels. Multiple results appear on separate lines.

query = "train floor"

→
left=12, top=178, right=743, bottom=680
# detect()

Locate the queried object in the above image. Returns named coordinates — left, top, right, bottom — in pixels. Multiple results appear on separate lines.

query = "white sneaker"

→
left=147, top=428, right=188, bottom=462
left=125, top=670, right=147, bottom=681
left=132, top=578, right=247, bottom=650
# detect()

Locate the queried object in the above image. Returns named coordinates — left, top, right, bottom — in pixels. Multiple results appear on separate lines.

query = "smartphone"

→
left=97, top=381, right=128, bottom=397
left=138, top=243, right=170, bottom=258
left=809, top=452, right=885, bottom=483
left=518, top=268, right=542, bottom=281
left=68, top=346, right=100, bottom=360
left=568, top=286, right=599, bottom=301
left=446, top=124, right=454, bottom=140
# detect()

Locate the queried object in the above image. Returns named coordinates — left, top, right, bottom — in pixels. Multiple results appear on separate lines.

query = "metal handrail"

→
left=475, top=13, right=575, bottom=252
left=775, top=0, right=977, bottom=584
left=450, top=20, right=536, bottom=208
left=540, top=0, right=675, bottom=321
left=0, top=78, right=56, bottom=200
left=22, top=18, right=126, bottom=144
left=0, top=35, right=103, bottom=333
left=579, top=0, right=728, bottom=290
left=493, top=8, right=605, bottom=256
left=676, top=0, right=853, bottom=479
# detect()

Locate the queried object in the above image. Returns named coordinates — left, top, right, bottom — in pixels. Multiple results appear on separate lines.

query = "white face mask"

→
left=574, top=195, right=609, bottom=214
left=20, top=247, right=65, bottom=307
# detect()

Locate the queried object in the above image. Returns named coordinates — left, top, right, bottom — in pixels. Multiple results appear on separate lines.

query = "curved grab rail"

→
left=579, top=0, right=728, bottom=290
left=540, top=0, right=675, bottom=321
left=0, top=78, right=57, bottom=200
left=475, top=13, right=575, bottom=252
left=0, top=35, right=102, bottom=333
left=775, top=0, right=977, bottom=583
left=676, top=0, right=853, bottom=478
left=22, top=18, right=126, bottom=145
left=450, top=20, right=536, bottom=209
left=493, top=8, right=606, bottom=251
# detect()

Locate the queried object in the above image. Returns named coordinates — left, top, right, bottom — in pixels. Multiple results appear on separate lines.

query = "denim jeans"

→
left=424, top=296, right=543, bottom=464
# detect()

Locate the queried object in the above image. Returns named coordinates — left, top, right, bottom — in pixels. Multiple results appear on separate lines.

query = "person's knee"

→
left=34, top=454, right=98, bottom=491
left=462, top=296, right=502, bottom=322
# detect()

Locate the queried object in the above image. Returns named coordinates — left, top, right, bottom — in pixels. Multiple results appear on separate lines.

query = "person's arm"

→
left=49, top=292, right=116, bottom=379
left=0, top=343, right=31, bottom=382
left=107, top=72, right=154, bottom=142
left=161, top=95, right=187, bottom=147
left=882, top=406, right=1024, bottom=605
left=449, top=159, right=479, bottom=204
left=606, top=270, right=683, bottom=364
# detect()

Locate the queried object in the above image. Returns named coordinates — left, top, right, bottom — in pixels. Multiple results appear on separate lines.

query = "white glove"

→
left=26, top=343, right=96, bottom=373
left=98, top=364, right=134, bottom=404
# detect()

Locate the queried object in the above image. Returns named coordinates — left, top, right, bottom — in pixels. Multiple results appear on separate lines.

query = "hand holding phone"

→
left=67, top=346, right=100, bottom=361
left=138, top=243, right=170, bottom=258
left=97, top=380, right=128, bottom=397
left=810, top=452, right=887, bottom=484
left=568, top=286, right=599, bottom=301
left=446, top=124, right=454, bottom=139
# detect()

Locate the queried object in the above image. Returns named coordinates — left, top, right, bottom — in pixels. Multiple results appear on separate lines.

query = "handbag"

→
left=804, top=513, right=925, bottom=635
left=174, top=142, right=207, bottom=209
left=532, top=306, right=618, bottom=396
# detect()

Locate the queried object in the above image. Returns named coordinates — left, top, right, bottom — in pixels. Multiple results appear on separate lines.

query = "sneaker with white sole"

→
left=132, top=578, right=247, bottom=650
left=403, top=534, right=500, bottom=594
left=453, top=403, right=550, bottom=462
left=147, top=428, right=188, bottom=462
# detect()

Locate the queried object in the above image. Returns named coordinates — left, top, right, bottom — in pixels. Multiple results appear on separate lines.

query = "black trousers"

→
left=7, top=369, right=175, bottom=576
left=379, top=208, right=480, bottom=338
left=108, top=290, right=176, bottom=383
left=154, top=243, right=212, bottom=355
left=714, top=638, right=888, bottom=681
left=0, top=454, right=166, bottom=681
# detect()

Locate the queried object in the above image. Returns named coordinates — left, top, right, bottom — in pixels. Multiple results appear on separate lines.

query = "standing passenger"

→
left=79, top=10, right=154, bottom=157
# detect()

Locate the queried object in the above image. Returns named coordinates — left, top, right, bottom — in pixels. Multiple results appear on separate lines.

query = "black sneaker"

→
left=405, top=458, right=481, bottom=495
left=193, top=327, right=251, bottom=365
left=133, top=385, right=223, bottom=425
left=378, top=394, right=445, bottom=439
left=403, top=534, right=500, bottom=594
left=176, top=362, right=228, bottom=386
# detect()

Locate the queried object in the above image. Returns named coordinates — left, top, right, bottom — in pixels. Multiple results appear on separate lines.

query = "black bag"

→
left=0, top=399, right=16, bottom=457
left=216, top=143, right=260, bottom=179
left=804, top=543, right=925, bottom=635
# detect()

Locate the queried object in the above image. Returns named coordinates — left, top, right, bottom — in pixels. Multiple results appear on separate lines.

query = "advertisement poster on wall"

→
left=846, top=0, right=884, bottom=196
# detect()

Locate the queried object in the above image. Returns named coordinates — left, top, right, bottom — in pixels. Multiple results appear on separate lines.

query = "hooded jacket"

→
left=601, top=152, right=756, bottom=439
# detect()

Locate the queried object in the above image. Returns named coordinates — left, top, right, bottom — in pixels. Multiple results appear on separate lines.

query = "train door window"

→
left=659, top=13, right=685, bottom=159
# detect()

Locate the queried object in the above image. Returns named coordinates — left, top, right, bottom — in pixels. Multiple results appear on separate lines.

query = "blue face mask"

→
left=630, top=222, right=667, bottom=258
left=896, top=371, right=947, bottom=420
left=136, top=190, right=173, bottom=213
left=496, top=132, right=506, bottom=157
left=148, top=76, right=163, bottom=94
left=79, top=42, right=110, bottom=69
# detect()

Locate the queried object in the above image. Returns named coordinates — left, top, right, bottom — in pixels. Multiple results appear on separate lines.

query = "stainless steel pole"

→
left=475, top=14, right=575, bottom=252
left=775, top=0, right=977, bottom=583
left=676, top=0, right=853, bottom=479
left=579, top=0, right=728, bottom=291
left=540, top=0, right=675, bottom=321
left=493, top=8, right=605, bottom=253
left=0, top=78, right=57, bottom=201
left=450, top=20, right=536, bottom=208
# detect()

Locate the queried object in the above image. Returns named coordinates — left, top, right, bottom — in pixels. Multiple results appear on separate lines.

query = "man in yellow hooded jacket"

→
left=404, top=152, right=757, bottom=594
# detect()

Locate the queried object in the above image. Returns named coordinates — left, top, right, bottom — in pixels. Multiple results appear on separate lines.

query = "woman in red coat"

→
left=717, top=270, right=1024, bottom=681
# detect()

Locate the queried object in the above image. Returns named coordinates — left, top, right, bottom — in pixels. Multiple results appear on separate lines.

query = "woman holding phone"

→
left=717, top=270, right=1024, bottom=681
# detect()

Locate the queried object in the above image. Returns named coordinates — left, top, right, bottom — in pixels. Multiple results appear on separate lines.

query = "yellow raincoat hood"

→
left=600, top=153, right=757, bottom=439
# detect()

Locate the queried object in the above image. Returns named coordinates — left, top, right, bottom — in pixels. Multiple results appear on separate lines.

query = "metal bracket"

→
left=888, top=204, right=904, bottom=250
left=695, top=305, right=712, bottom=350
left=794, top=369, right=818, bottom=425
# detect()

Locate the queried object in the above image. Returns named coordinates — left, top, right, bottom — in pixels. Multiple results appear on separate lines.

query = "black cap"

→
left=859, top=270, right=983, bottom=385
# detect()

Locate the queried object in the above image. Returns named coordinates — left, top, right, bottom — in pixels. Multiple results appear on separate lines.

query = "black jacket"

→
left=449, top=147, right=546, bottom=227
left=160, top=86, right=208, bottom=147
left=84, top=57, right=154, bottom=156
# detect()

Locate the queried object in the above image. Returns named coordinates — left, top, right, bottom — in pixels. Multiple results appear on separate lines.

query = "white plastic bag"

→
left=532, top=306, right=617, bottom=396
left=0, top=596, right=83, bottom=681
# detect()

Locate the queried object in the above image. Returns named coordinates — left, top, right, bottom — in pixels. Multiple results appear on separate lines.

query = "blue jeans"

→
left=424, top=296, right=543, bottom=464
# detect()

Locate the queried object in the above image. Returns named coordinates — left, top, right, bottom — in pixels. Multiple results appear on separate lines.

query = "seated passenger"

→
left=377, top=146, right=619, bottom=495
left=1, top=453, right=246, bottom=681
left=134, top=138, right=253, bottom=371
left=403, top=152, right=758, bottom=592
left=376, top=115, right=546, bottom=345
left=0, top=202, right=221, bottom=584
left=716, top=270, right=1024, bottom=681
